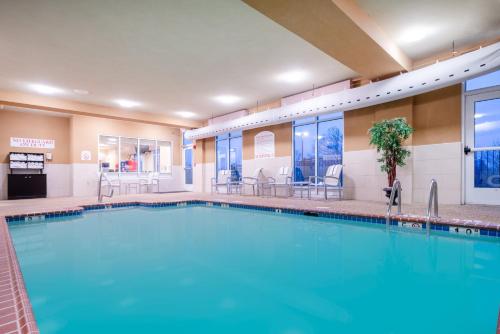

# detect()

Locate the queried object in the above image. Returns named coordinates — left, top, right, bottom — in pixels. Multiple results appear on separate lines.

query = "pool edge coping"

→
left=0, top=216, right=39, bottom=334
left=4, top=198, right=500, bottom=236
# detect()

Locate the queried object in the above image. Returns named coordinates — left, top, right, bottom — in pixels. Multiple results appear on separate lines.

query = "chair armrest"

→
left=242, top=176, right=258, bottom=184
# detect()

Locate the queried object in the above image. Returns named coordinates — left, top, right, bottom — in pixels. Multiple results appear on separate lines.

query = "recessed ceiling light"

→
left=275, top=70, right=309, bottom=84
left=114, top=99, right=141, bottom=108
left=29, top=84, right=64, bottom=95
left=73, top=89, right=89, bottom=95
left=175, top=111, right=196, bottom=118
left=213, top=95, right=241, bottom=104
left=399, top=26, right=435, bottom=44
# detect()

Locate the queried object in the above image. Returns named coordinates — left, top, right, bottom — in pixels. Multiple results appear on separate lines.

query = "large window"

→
left=182, top=132, right=194, bottom=185
left=98, top=136, right=119, bottom=172
left=216, top=131, right=242, bottom=181
left=293, top=113, right=343, bottom=181
left=465, top=69, right=500, bottom=92
left=98, top=135, right=172, bottom=174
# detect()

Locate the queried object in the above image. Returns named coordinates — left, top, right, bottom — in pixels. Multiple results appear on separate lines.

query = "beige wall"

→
left=0, top=109, right=70, bottom=163
left=344, top=97, right=414, bottom=151
left=70, top=115, right=181, bottom=165
left=344, top=85, right=461, bottom=151
left=413, top=85, right=462, bottom=146
left=194, top=137, right=215, bottom=165
left=243, top=123, right=292, bottom=160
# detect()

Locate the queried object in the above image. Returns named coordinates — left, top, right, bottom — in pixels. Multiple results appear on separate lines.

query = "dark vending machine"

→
left=8, top=152, right=47, bottom=199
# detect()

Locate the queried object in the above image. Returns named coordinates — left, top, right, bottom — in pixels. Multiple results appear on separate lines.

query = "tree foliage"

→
left=368, top=118, right=414, bottom=187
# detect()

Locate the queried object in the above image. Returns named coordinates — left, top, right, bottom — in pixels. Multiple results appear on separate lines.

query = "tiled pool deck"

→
left=0, top=192, right=499, bottom=333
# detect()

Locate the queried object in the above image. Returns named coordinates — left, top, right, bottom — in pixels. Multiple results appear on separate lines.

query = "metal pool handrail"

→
left=426, top=179, right=439, bottom=232
left=98, top=172, right=114, bottom=203
left=386, top=179, right=402, bottom=226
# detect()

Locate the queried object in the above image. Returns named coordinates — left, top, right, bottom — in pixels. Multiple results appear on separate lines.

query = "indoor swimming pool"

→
left=8, top=205, right=500, bottom=334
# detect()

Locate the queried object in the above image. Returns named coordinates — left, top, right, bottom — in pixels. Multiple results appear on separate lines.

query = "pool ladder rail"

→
left=98, top=172, right=114, bottom=203
left=426, top=179, right=439, bottom=232
left=386, top=179, right=402, bottom=226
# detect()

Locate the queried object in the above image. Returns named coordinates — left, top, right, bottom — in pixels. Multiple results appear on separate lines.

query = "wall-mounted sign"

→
left=80, top=150, right=92, bottom=161
left=10, top=137, right=55, bottom=149
left=254, top=131, right=275, bottom=159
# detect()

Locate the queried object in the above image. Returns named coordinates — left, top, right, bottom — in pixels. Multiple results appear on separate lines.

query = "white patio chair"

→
left=140, top=172, right=160, bottom=193
left=308, top=164, right=343, bottom=200
left=241, top=168, right=267, bottom=195
left=267, top=167, right=292, bottom=197
left=211, top=170, right=232, bottom=194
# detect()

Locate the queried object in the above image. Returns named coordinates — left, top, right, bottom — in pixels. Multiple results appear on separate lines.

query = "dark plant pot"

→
left=383, top=187, right=399, bottom=206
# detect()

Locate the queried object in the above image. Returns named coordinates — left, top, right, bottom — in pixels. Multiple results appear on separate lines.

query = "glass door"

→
left=464, top=90, right=500, bottom=204
left=182, top=132, right=194, bottom=191
left=183, top=148, right=193, bottom=186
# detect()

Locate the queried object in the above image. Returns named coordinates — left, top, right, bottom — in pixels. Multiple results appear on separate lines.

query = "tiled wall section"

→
left=343, top=142, right=462, bottom=204
left=343, top=148, right=414, bottom=203
left=412, top=142, right=462, bottom=204
left=73, top=164, right=186, bottom=197
left=242, top=156, right=292, bottom=196
left=0, top=163, right=72, bottom=200
left=242, top=156, right=292, bottom=181
left=193, top=162, right=215, bottom=193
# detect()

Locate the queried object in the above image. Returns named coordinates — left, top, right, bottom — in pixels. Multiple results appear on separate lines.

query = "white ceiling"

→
left=356, top=0, right=500, bottom=61
left=0, top=0, right=356, bottom=120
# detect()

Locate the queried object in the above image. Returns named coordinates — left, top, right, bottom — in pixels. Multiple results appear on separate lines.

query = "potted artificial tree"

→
left=368, top=118, right=413, bottom=204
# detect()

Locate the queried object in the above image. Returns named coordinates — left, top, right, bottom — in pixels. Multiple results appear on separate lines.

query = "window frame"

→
left=215, top=130, right=242, bottom=181
left=292, top=112, right=344, bottom=182
left=98, top=134, right=173, bottom=175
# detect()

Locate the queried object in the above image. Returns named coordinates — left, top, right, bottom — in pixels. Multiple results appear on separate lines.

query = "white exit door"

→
left=464, top=89, right=500, bottom=204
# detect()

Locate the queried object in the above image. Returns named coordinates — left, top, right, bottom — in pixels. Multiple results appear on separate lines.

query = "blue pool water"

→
left=8, top=206, right=500, bottom=334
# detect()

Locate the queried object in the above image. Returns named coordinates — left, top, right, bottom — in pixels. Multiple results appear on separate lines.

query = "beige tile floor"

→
left=1, top=192, right=500, bottom=224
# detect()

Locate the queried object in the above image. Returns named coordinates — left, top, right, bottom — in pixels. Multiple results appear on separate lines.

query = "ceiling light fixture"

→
left=175, top=111, right=196, bottom=118
left=213, top=95, right=241, bottom=105
left=114, top=99, right=141, bottom=108
left=398, top=26, right=435, bottom=44
left=276, top=70, right=309, bottom=84
left=29, top=84, right=64, bottom=95
left=73, top=89, right=89, bottom=95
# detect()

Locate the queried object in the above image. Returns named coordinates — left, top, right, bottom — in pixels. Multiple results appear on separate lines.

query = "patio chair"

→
left=140, top=172, right=160, bottom=193
left=241, top=168, right=266, bottom=195
left=267, top=167, right=292, bottom=197
left=211, top=170, right=232, bottom=194
left=308, top=164, right=343, bottom=200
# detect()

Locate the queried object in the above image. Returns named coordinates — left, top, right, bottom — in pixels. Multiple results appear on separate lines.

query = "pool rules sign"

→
left=10, top=137, right=55, bottom=149
left=254, top=131, right=275, bottom=159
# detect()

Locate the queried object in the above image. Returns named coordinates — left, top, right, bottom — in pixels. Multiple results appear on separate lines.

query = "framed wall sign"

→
left=10, top=137, right=55, bottom=149
left=254, top=131, right=275, bottom=159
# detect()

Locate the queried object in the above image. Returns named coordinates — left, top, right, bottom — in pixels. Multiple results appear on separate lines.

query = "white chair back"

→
left=253, top=168, right=263, bottom=178
left=325, top=164, right=342, bottom=186
left=275, top=166, right=291, bottom=184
